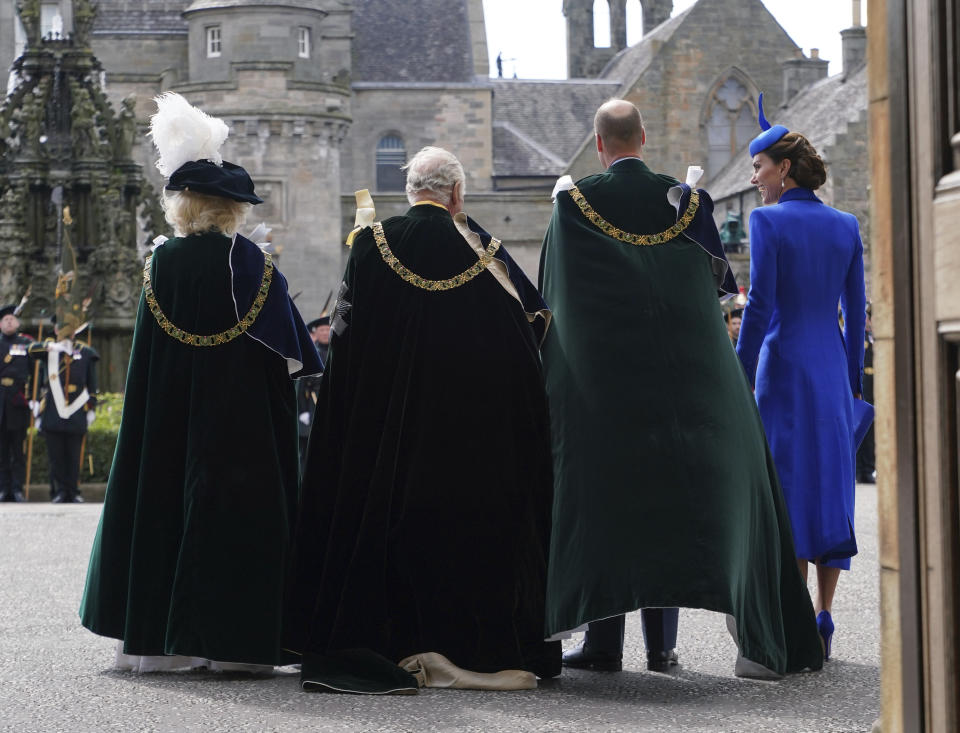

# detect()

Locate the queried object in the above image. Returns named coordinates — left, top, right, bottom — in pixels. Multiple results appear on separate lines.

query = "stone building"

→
left=866, top=0, right=960, bottom=728
left=1, top=0, right=870, bottom=338
left=708, top=18, right=868, bottom=290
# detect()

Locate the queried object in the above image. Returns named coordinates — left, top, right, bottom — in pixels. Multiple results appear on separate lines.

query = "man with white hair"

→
left=285, top=146, right=558, bottom=693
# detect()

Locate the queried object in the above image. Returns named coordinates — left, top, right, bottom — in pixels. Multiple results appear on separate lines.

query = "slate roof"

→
left=92, top=0, right=188, bottom=34
left=352, top=0, right=476, bottom=83
left=707, top=65, right=868, bottom=200
left=492, top=79, right=620, bottom=177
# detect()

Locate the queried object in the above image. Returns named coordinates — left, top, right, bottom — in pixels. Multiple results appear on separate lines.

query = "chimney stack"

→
left=782, top=49, right=830, bottom=102
left=841, top=1, right=867, bottom=76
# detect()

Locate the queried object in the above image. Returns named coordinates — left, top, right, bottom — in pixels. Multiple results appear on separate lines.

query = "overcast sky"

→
left=484, top=0, right=867, bottom=79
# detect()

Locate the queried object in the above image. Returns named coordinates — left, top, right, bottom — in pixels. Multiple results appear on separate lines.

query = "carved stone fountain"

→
left=0, top=0, right=164, bottom=390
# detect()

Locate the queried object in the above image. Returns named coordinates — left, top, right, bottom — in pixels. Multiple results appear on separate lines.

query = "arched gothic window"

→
left=704, top=77, right=756, bottom=176
left=376, top=135, right=406, bottom=192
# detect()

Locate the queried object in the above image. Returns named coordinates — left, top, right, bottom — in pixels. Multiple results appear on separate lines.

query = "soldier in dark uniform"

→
left=0, top=305, right=34, bottom=502
left=34, top=318, right=99, bottom=503
left=296, top=316, right=329, bottom=474
left=856, top=303, right=875, bottom=483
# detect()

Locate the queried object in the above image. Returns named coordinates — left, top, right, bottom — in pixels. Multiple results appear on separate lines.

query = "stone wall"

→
left=824, top=108, right=871, bottom=280
left=346, top=85, right=494, bottom=195
left=176, top=74, right=350, bottom=320
left=0, top=1, right=19, bottom=81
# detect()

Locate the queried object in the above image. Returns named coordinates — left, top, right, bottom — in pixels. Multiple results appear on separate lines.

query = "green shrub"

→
left=27, top=392, right=123, bottom=485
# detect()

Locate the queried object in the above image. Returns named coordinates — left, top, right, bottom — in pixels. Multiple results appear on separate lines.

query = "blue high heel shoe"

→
left=817, top=610, right=835, bottom=660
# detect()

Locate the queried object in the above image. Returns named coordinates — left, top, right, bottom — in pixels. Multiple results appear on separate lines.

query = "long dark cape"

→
left=80, top=233, right=310, bottom=665
left=284, top=205, right=559, bottom=687
left=540, top=160, right=823, bottom=675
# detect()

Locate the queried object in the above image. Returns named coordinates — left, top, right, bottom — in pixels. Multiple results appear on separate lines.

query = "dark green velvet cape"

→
left=284, top=205, right=560, bottom=687
left=80, top=233, right=300, bottom=665
left=540, top=160, right=823, bottom=675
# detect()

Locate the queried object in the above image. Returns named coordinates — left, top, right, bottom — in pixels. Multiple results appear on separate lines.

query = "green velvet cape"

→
left=284, top=205, right=560, bottom=687
left=540, top=160, right=823, bottom=675
left=80, top=233, right=300, bottom=665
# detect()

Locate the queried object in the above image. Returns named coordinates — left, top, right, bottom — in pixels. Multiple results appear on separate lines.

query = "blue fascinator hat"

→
left=748, top=93, right=790, bottom=157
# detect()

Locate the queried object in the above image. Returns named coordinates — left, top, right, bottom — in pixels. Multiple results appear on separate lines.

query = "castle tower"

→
left=179, top=0, right=353, bottom=319
left=564, top=0, right=626, bottom=79
left=640, top=0, right=672, bottom=34
left=565, top=0, right=673, bottom=79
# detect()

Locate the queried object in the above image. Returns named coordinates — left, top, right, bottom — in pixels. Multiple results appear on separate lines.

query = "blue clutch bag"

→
left=853, top=398, right=874, bottom=449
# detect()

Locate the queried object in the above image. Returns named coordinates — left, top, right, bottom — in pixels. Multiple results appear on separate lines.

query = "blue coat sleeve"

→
left=840, top=216, right=866, bottom=395
left=736, top=208, right=778, bottom=384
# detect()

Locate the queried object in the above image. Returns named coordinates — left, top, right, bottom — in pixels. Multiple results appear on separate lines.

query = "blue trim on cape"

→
left=669, top=184, right=738, bottom=297
left=464, top=216, right=550, bottom=317
left=230, top=234, right=324, bottom=377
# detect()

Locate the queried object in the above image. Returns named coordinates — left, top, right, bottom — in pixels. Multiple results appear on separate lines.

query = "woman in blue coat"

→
left=736, top=101, right=865, bottom=660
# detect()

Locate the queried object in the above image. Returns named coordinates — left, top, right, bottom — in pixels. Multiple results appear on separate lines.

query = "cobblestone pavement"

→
left=0, top=486, right=880, bottom=732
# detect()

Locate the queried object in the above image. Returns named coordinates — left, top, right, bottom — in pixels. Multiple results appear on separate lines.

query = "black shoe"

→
left=12, top=490, right=25, bottom=502
left=562, top=643, right=622, bottom=672
left=51, top=492, right=67, bottom=503
left=646, top=649, right=679, bottom=673
left=70, top=494, right=84, bottom=503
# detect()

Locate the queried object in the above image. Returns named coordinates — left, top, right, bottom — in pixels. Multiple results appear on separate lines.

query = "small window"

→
left=40, top=3, right=61, bottom=38
left=206, top=26, right=222, bottom=58
left=298, top=27, right=311, bottom=59
left=376, top=135, right=406, bottom=192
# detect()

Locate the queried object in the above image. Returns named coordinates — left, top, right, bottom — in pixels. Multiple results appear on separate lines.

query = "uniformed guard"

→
left=0, top=303, right=34, bottom=502
left=32, top=206, right=99, bottom=504
left=34, top=314, right=99, bottom=503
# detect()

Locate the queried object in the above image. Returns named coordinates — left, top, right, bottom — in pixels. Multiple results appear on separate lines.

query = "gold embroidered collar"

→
left=143, top=251, right=273, bottom=346
left=569, top=185, right=699, bottom=246
left=372, top=221, right=500, bottom=291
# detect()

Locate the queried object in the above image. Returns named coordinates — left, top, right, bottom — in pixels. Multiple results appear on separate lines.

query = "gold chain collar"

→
left=568, top=185, right=699, bottom=246
left=372, top=222, right=501, bottom=291
left=143, top=251, right=273, bottom=347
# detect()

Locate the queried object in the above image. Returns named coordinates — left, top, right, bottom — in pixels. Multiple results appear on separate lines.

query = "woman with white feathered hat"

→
left=79, top=93, right=323, bottom=672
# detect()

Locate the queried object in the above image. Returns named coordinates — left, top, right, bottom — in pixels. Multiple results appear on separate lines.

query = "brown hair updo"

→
left=764, top=132, right=827, bottom=190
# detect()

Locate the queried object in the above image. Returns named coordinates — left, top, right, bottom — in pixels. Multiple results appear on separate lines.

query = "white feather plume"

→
left=149, top=92, right=230, bottom=178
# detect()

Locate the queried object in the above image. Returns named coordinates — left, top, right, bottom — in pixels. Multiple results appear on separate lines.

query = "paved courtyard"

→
left=0, top=486, right=880, bottom=732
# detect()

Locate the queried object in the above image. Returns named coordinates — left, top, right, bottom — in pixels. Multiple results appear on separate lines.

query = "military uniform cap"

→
left=306, top=316, right=330, bottom=330
left=0, top=304, right=16, bottom=319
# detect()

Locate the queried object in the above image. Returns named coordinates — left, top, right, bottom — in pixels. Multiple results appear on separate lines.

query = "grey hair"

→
left=403, top=146, right=466, bottom=205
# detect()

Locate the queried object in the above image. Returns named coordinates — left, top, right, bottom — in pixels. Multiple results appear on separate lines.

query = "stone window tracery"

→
left=376, top=135, right=406, bottom=192
left=704, top=77, right=756, bottom=176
